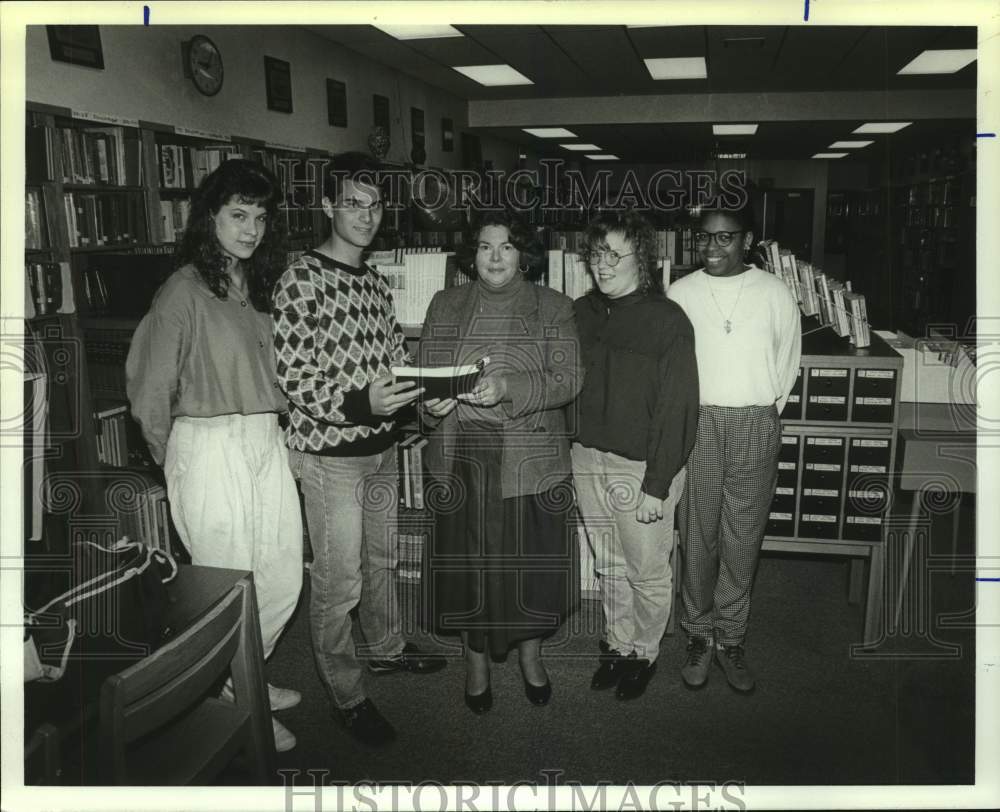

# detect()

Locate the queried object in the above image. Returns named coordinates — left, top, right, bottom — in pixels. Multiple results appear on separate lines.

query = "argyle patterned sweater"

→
left=273, top=250, right=409, bottom=456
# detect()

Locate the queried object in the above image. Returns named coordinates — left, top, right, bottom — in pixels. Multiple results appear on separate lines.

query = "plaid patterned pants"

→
left=678, top=404, right=781, bottom=646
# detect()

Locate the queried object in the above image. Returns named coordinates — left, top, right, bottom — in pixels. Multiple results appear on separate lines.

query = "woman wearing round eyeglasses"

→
left=572, top=210, right=699, bottom=701
left=666, top=201, right=800, bottom=694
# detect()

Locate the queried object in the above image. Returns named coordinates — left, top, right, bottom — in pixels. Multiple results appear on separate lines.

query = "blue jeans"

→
left=290, top=447, right=403, bottom=710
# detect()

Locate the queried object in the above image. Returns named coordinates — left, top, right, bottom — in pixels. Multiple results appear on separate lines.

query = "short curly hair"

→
left=175, top=158, right=285, bottom=312
left=458, top=209, right=546, bottom=281
left=584, top=210, right=662, bottom=296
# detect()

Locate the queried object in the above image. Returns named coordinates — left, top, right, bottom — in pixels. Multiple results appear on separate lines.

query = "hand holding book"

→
left=392, top=356, right=490, bottom=403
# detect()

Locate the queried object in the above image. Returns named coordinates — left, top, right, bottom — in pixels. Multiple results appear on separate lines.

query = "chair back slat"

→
left=116, top=586, right=243, bottom=704
left=121, top=619, right=241, bottom=741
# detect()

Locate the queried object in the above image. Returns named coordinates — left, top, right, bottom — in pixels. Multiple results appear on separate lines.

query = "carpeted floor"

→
left=262, top=501, right=976, bottom=787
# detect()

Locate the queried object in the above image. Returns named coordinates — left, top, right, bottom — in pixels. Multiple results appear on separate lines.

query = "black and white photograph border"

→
left=1, top=1, right=999, bottom=810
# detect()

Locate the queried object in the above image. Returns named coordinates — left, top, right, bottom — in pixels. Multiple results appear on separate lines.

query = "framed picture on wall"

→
left=327, top=79, right=347, bottom=127
left=373, top=94, right=390, bottom=131
left=47, top=25, right=104, bottom=69
left=441, top=118, right=454, bottom=152
left=264, top=56, right=293, bottom=113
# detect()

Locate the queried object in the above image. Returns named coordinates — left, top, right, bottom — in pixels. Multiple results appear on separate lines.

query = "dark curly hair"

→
left=584, top=210, right=663, bottom=296
left=175, top=158, right=286, bottom=312
left=692, top=197, right=763, bottom=267
left=457, top=209, right=545, bottom=281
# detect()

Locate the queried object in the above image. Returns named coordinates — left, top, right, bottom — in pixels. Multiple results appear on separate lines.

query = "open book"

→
left=392, top=356, right=490, bottom=401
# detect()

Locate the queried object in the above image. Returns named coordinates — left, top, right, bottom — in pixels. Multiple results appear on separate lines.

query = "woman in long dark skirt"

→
left=418, top=210, right=583, bottom=713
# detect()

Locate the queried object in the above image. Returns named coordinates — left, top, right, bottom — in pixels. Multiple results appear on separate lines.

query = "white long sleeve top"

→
left=667, top=265, right=801, bottom=412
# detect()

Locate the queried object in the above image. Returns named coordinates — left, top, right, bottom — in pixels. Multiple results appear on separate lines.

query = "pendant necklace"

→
left=705, top=268, right=748, bottom=335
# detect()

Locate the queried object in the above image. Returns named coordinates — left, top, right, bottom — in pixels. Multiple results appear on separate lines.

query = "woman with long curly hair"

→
left=126, top=158, right=303, bottom=753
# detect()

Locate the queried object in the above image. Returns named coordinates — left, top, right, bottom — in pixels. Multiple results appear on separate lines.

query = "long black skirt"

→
left=425, top=431, right=577, bottom=659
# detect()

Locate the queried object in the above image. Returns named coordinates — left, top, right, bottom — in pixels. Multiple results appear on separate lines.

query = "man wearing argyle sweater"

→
left=273, top=153, right=444, bottom=748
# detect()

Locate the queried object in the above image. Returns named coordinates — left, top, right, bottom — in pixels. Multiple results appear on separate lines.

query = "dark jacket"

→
left=573, top=289, right=699, bottom=499
left=419, top=280, right=583, bottom=499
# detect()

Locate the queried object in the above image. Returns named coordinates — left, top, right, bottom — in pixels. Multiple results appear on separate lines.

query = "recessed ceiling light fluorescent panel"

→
left=453, top=64, right=533, bottom=86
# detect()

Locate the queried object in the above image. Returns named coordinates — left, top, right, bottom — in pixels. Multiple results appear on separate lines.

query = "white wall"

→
left=26, top=25, right=524, bottom=172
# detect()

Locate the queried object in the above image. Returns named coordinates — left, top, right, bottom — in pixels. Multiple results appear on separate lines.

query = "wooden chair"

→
left=98, top=579, right=275, bottom=784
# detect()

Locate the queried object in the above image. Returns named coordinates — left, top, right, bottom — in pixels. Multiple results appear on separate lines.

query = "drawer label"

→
left=852, top=439, right=889, bottom=448
left=858, top=370, right=895, bottom=379
left=851, top=464, right=887, bottom=473
left=849, top=490, right=885, bottom=499
left=812, top=369, right=848, bottom=377
left=809, top=395, right=847, bottom=404
left=775, top=487, right=795, bottom=496
left=781, top=436, right=799, bottom=445
left=856, top=397, right=892, bottom=406
left=847, top=516, right=882, bottom=525
left=804, top=488, right=839, bottom=497
left=807, top=437, right=843, bottom=446
left=779, top=462, right=797, bottom=470
left=786, top=394, right=801, bottom=403
left=802, top=514, right=838, bottom=523
left=769, top=512, right=793, bottom=521
left=807, top=463, right=841, bottom=472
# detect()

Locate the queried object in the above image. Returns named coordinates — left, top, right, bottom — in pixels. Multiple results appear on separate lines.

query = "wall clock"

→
left=186, top=35, right=223, bottom=96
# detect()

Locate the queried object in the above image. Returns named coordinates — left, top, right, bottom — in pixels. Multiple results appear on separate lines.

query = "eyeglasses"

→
left=338, top=197, right=384, bottom=212
left=694, top=230, right=744, bottom=248
left=581, top=249, right=635, bottom=267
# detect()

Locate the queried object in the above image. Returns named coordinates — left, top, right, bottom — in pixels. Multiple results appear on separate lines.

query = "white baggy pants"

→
left=164, top=413, right=303, bottom=659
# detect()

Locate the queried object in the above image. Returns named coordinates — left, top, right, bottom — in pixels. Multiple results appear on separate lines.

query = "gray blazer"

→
left=418, top=280, right=583, bottom=500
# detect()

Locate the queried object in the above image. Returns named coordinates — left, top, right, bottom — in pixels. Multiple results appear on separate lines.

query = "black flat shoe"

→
left=464, top=685, right=493, bottom=715
left=616, top=658, right=657, bottom=701
left=523, top=677, right=552, bottom=706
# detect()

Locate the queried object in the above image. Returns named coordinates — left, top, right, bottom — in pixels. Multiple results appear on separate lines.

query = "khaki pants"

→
left=572, top=443, right=685, bottom=663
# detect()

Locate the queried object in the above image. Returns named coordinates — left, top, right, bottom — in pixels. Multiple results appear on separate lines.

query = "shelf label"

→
left=811, top=368, right=848, bottom=377
left=769, top=512, right=793, bottom=521
left=806, top=463, right=841, bottom=472
left=809, top=395, right=846, bottom=404
left=858, top=369, right=895, bottom=379
left=852, top=439, right=889, bottom=448
left=778, top=462, right=797, bottom=470
left=775, top=487, right=795, bottom=496
left=847, top=516, right=882, bottom=525
left=175, top=125, right=232, bottom=142
left=856, top=397, right=892, bottom=406
left=807, top=437, right=843, bottom=446
left=264, top=141, right=307, bottom=153
left=802, top=514, right=837, bottom=523
left=72, top=109, right=139, bottom=128
left=851, top=464, right=887, bottom=473
left=804, top=488, right=839, bottom=497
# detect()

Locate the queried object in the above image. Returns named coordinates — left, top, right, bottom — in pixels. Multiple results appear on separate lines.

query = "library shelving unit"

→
left=763, top=318, right=904, bottom=642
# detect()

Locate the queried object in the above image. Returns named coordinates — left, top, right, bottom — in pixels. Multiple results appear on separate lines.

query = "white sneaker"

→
left=272, top=717, right=297, bottom=752
left=268, top=683, right=301, bottom=711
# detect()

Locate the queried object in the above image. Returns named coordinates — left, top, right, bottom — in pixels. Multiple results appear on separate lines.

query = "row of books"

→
left=119, top=481, right=173, bottom=555
left=159, top=198, right=192, bottom=243
left=25, top=189, right=48, bottom=249
left=51, top=125, right=144, bottom=186
left=546, top=227, right=700, bottom=266
left=407, top=229, right=464, bottom=248
left=397, top=533, right=425, bottom=582
left=398, top=433, right=430, bottom=510
left=93, top=404, right=130, bottom=466
left=63, top=191, right=149, bottom=247
left=763, top=241, right=871, bottom=348
left=371, top=250, right=451, bottom=327
left=25, top=261, right=74, bottom=318
left=157, top=142, right=240, bottom=190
